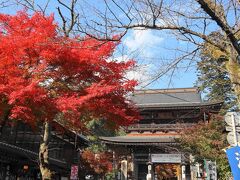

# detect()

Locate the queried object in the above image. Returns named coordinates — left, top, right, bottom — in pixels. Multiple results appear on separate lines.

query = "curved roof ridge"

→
left=134, top=87, right=199, bottom=94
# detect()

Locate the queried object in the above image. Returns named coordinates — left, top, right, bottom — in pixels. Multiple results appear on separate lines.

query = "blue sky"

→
left=120, top=29, right=198, bottom=89
left=1, top=0, right=199, bottom=89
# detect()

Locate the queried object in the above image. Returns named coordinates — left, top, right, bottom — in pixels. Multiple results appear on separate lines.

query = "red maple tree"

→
left=0, top=11, right=138, bottom=179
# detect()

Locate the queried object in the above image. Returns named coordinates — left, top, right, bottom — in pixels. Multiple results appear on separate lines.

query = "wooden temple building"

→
left=0, top=122, right=88, bottom=179
left=100, top=87, right=222, bottom=180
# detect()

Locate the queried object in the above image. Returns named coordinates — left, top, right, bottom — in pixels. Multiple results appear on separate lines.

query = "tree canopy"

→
left=0, top=11, right=138, bottom=128
left=179, top=115, right=231, bottom=179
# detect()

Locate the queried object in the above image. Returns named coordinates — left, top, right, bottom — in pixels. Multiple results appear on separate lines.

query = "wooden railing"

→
left=126, top=123, right=195, bottom=131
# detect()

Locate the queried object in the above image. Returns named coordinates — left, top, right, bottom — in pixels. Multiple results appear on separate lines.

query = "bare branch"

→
left=141, top=48, right=200, bottom=88
left=196, top=0, right=240, bottom=55
left=37, top=0, right=50, bottom=15
left=57, top=0, right=79, bottom=37
left=120, top=23, right=227, bottom=53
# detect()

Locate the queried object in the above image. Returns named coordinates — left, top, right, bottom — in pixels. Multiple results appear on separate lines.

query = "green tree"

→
left=197, top=32, right=237, bottom=113
left=179, top=115, right=231, bottom=179
left=79, top=119, right=126, bottom=178
left=85, top=120, right=116, bottom=154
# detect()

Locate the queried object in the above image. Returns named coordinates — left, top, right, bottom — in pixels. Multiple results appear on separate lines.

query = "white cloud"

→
left=123, top=29, right=164, bottom=57
left=126, top=64, right=153, bottom=87
left=108, top=29, right=165, bottom=88
left=113, top=55, right=154, bottom=88
left=120, top=29, right=164, bottom=87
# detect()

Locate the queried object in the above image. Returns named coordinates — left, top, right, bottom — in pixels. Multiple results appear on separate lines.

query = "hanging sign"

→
left=204, top=160, right=217, bottom=180
left=70, top=165, right=78, bottom=180
left=225, top=112, right=240, bottom=126
left=227, top=132, right=240, bottom=146
left=151, top=154, right=181, bottom=163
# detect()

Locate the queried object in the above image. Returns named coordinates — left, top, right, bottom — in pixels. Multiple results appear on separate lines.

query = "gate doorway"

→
left=137, top=163, right=148, bottom=180
left=154, top=164, right=180, bottom=180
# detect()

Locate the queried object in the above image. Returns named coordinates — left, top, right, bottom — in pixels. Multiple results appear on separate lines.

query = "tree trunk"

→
left=39, top=121, right=52, bottom=180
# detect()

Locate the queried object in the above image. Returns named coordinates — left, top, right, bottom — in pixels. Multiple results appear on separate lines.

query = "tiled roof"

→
left=130, top=87, right=222, bottom=110
left=100, top=134, right=179, bottom=146
left=0, top=141, right=67, bottom=167
left=131, top=87, right=202, bottom=106
left=135, top=101, right=223, bottom=110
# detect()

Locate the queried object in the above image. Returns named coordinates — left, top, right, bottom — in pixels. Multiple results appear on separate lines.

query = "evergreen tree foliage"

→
left=196, top=32, right=237, bottom=113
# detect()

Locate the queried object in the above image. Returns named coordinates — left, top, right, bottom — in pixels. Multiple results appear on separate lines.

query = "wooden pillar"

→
left=5, top=164, right=10, bottom=180
left=130, top=153, right=135, bottom=180
left=134, top=160, right=138, bottom=180
left=177, top=164, right=181, bottom=180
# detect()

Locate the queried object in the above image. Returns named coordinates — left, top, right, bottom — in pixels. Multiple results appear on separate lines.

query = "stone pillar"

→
left=189, top=155, right=198, bottom=180
left=190, top=164, right=198, bottom=180
left=121, top=158, right=128, bottom=180
left=182, top=165, right=186, bottom=180
left=146, top=162, right=152, bottom=180
left=196, top=163, right=201, bottom=179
